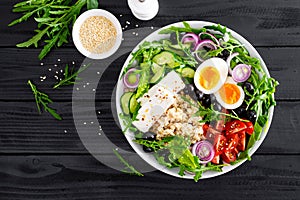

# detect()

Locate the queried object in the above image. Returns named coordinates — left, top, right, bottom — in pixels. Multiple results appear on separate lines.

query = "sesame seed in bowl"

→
left=72, top=9, right=122, bottom=59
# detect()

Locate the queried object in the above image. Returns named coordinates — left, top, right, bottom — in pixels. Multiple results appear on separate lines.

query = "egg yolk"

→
left=219, top=83, right=241, bottom=104
left=199, top=66, right=220, bottom=90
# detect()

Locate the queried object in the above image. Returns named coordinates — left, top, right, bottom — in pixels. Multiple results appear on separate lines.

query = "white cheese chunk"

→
left=132, top=71, right=185, bottom=132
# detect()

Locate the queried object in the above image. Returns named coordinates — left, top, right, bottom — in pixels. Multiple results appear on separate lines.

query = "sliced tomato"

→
left=236, top=131, right=246, bottom=151
left=202, top=123, right=209, bottom=134
left=225, top=133, right=239, bottom=152
left=214, top=135, right=227, bottom=156
left=211, top=155, right=220, bottom=164
left=232, top=148, right=239, bottom=155
left=225, top=120, right=247, bottom=135
left=221, top=150, right=237, bottom=163
left=244, top=121, right=254, bottom=135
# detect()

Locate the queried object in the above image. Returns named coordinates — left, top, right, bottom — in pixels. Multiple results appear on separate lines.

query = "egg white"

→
left=214, top=77, right=245, bottom=110
left=194, top=58, right=228, bottom=94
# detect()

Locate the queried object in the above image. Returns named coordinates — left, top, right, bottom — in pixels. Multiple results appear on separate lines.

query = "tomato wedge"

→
left=244, top=121, right=254, bottom=135
left=221, top=150, right=237, bottom=163
left=214, top=135, right=227, bottom=156
left=225, top=133, right=239, bottom=152
left=211, top=155, right=220, bottom=164
left=236, top=131, right=246, bottom=151
left=225, top=120, right=247, bottom=135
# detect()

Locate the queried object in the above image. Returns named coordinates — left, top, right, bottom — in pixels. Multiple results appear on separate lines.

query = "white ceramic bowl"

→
left=72, top=9, right=122, bottom=59
left=116, top=21, right=274, bottom=179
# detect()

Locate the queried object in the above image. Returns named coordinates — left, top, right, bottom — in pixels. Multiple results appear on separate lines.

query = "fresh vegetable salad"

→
left=119, top=22, right=278, bottom=181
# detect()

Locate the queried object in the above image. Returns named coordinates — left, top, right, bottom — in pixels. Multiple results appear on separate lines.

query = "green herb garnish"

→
left=53, top=64, right=89, bottom=89
left=9, top=0, right=99, bottom=60
left=28, top=80, right=62, bottom=120
left=113, top=149, right=144, bottom=176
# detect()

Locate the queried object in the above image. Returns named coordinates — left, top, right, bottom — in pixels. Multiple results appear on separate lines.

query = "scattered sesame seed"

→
left=135, top=24, right=139, bottom=27
left=151, top=26, right=154, bottom=29
left=83, top=85, right=86, bottom=88
left=97, top=71, right=100, bottom=74
left=122, top=38, right=124, bottom=41
left=76, top=88, right=79, bottom=90
left=132, top=32, right=136, bottom=34
left=40, top=76, right=43, bottom=79
left=86, top=82, right=90, bottom=85
left=41, top=79, right=44, bottom=82
left=60, top=69, right=63, bottom=73
left=92, top=89, right=96, bottom=92
left=125, top=25, right=128, bottom=28
left=58, top=59, right=61, bottom=62
left=120, top=14, right=123, bottom=17
left=98, top=132, right=102, bottom=135
left=56, top=71, right=59, bottom=74
left=54, top=64, right=57, bottom=67
left=40, top=63, right=44, bottom=66
left=64, top=130, right=67, bottom=133
left=126, top=21, right=130, bottom=25
left=48, top=68, right=52, bottom=71
left=59, top=78, right=62, bottom=81
left=72, top=61, right=75, bottom=65
left=54, top=75, right=58, bottom=79
left=90, top=121, right=94, bottom=124
left=115, top=148, right=119, bottom=151
left=98, top=111, right=101, bottom=114
left=83, top=122, right=87, bottom=125
left=135, top=33, right=139, bottom=36
left=122, top=27, right=125, bottom=30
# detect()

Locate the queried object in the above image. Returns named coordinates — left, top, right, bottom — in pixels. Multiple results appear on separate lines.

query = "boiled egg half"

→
left=194, top=58, right=228, bottom=94
left=214, top=77, right=245, bottom=110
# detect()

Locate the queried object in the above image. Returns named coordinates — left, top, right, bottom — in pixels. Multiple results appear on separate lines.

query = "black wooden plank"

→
left=0, top=47, right=297, bottom=101
left=0, top=101, right=298, bottom=154
left=0, top=155, right=298, bottom=200
left=1, top=0, right=300, bottom=47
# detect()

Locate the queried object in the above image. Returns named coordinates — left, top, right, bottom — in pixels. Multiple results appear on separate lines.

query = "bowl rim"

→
left=72, top=9, right=123, bottom=59
left=115, top=20, right=274, bottom=179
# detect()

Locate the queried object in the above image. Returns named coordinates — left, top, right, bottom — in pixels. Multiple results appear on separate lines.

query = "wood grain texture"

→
left=0, top=155, right=298, bottom=200
left=1, top=0, right=300, bottom=47
left=0, top=47, right=298, bottom=101
left=0, top=101, right=299, bottom=154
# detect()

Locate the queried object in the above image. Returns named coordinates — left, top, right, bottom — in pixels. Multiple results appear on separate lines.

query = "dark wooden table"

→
left=0, top=0, right=299, bottom=199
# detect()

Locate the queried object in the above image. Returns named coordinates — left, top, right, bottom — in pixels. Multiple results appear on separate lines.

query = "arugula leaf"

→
left=28, top=80, right=62, bottom=120
left=9, top=0, right=98, bottom=59
left=53, top=64, right=89, bottom=89
left=87, top=0, right=99, bottom=10
left=113, top=149, right=144, bottom=176
left=203, top=24, right=227, bottom=34
left=159, top=21, right=206, bottom=35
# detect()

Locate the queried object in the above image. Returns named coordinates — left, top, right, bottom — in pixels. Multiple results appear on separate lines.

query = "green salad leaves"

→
left=9, top=0, right=99, bottom=59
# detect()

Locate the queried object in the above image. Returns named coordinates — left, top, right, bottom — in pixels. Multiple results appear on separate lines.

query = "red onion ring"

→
left=232, top=64, right=251, bottom=82
left=193, top=39, right=217, bottom=62
left=181, top=33, right=199, bottom=45
left=199, top=32, right=220, bottom=46
left=123, top=68, right=140, bottom=89
left=192, top=140, right=215, bottom=164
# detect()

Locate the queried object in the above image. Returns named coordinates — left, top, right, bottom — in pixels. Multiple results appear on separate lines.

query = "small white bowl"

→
left=72, top=9, right=122, bottom=59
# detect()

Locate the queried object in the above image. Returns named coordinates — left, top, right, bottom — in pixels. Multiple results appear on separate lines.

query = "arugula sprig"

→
left=9, top=0, right=99, bottom=60
left=159, top=21, right=206, bottom=35
left=113, top=149, right=144, bottom=176
left=28, top=80, right=62, bottom=120
left=53, top=64, right=89, bottom=89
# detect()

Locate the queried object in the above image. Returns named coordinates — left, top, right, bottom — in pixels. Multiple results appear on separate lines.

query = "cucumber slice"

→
left=151, top=62, right=162, bottom=74
left=150, top=66, right=165, bottom=84
left=152, top=51, right=175, bottom=67
left=121, top=92, right=133, bottom=115
left=181, top=67, right=195, bottom=78
left=129, top=94, right=139, bottom=114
